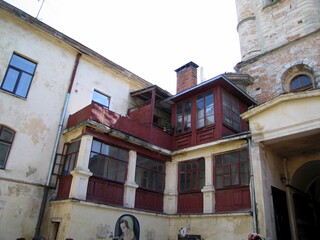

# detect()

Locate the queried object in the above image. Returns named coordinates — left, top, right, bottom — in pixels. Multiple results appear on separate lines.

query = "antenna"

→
left=36, top=0, right=45, bottom=19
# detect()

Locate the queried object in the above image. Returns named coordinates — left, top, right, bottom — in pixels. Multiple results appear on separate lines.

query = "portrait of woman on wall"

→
left=114, top=214, right=140, bottom=240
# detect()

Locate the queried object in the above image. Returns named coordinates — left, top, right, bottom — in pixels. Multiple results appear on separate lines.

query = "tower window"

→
left=290, top=75, right=312, bottom=92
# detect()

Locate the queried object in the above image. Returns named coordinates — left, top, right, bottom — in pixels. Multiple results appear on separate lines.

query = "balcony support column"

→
left=124, top=150, right=138, bottom=208
left=163, top=161, right=178, bottom=214
left=69, top=135, right=93, bottom=200
left=201, top=155, right=215, bottom=213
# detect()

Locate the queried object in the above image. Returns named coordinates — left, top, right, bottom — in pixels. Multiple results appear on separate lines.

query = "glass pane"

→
left=192, top=172, right=198, bottom=190
left=0, top=143, right=10, bottom=168
left=224, top=152, right=238, bottom=164
left=92, top=90, right=110, bottom=108
left=231, top=165, right=239, bottom=185
left=11, top=54, right=36, bottom=74
left=101, top=143, right=109, bottom=155
left=240, top=150, right=247, bottom=162
left=206, top=115, right=214, bottom=125
left=117, top=161, right=126, bottom=182
left=185, top=100, right=191, bottom=114
left=186, top=173, right=191, bottom=191
left=215, top=156, right=222, bottom=166
left=2, top=68, right=19, bottom=92
left=0, top=128, right=14, bottom=142
left=158, top=163, right=164, bottom=173
left=180, top=163, right=185, bottom=172
left=216, top=175, right=223, bottom=188
left=67, top=141, right=80, bottom=154
left=91, top=140, right=101, bottom=153
left=108, top=145, right=118, bottom=158
left=199, top=158, right=205, bottom=168
left=107, top=158, right=117, bottom=180
left=199, top=169, right=205, bottom=189
left=180, top=173, right=185, bottom=192
left=299, top=75, right=311, bottom=87
left=16, top=73, right=32, bottom=97
left=148, top=172, right=156, bottom=190
left=135, top=167, right=143, bottom=186
left=224, top=166, right=230, bottom=186
left=157, top=174, right=163, bottom=191
left=240, top=162, right=249, bottom=185
left=118, top=149, right=128, bottom=161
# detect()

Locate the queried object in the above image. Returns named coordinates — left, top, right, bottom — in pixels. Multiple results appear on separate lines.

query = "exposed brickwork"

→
left=235, top=0, right=320, bottom=104
left=175, top=62, right=199, bottom=93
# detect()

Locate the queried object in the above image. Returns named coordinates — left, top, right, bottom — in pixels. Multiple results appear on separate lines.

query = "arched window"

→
left=290, top=75, right=312, bottom=92
left=0, top=125, right=15, bottom=169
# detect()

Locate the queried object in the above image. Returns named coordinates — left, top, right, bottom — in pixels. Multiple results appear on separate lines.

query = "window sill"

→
left=263, top=0, right=283, bottom=9
left=0, top=89, right=27, bottom=100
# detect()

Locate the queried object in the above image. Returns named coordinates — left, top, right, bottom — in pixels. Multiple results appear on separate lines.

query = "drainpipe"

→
left=34, top=52, right=82, bottom=237
left=248, top=137, right=258, bottom=233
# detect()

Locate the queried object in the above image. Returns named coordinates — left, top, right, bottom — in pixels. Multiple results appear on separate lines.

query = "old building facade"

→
left=0, top=0, right=319, bottom=240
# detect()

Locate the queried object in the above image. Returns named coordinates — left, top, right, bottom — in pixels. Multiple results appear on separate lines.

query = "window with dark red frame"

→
left=89, top=139, right=128, bottom=183
left=179, top=158, right=205, bottom=193
left=176, top=99, right=192, bottom=135
left=196, top=91, right=214, bottom=128
left=214, top=149, right=249, bottom=189
left=135, top=154, right=165, bottom=192
left=290, top=75, right=312, bottom=92
left=62, top=141, right=80, bottom=175
left=222, top=90, right=240, bottom=131
left=0, top=125, right=15, bottom=169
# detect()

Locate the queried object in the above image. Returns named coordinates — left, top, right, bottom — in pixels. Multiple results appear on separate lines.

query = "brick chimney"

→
left=175, top=62, right=199, bottom=93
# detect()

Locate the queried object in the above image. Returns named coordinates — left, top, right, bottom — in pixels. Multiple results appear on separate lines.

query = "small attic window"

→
left=290, top=75, right=312, bottom=92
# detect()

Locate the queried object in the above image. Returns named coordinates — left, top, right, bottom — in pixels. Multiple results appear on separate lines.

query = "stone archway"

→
left=291, top=160, right=320, bottom=239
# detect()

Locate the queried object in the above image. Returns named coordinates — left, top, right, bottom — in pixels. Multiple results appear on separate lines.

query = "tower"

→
left=234, top=0, right=320, bottom=103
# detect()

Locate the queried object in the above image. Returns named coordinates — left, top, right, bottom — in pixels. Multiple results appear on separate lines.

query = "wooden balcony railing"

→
left=66, top=103, right=173, bottom=150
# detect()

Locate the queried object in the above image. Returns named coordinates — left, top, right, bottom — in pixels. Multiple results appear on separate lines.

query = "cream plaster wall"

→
left=0, top=8, right=78, bottom=240
left=43, top=200, right=253, bottom=240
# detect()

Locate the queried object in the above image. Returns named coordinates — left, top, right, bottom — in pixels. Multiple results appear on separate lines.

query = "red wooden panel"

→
left=196, top=126, right=215, bottom=145
left=86, top=177, right=124, bottom=206
left=175, top=133, right=192, bottom=149
left=215, top=187, right=251, bottom=212
left=135, top=188, right=163, bottom=212
left=56, top=175, right=73, bottom=200
left=178, top=192, right=203, bottom=214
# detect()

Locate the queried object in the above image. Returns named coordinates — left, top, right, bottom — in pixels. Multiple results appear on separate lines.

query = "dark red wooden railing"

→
left=135, top=188, right=164, bottom=212
left=178, top=192, right=203, bottom=214
left=67, top=103, right=173, bottom=150
left=215, top=186, right=251, bottom=212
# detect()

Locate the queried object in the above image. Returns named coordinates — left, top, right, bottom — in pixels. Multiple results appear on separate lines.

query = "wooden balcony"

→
left=66, top=103, right=173, bottom=150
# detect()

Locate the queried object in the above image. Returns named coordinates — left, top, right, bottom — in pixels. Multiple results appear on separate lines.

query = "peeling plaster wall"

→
left=42, top=200, right=252, bottom=240
left=0, top=8, right=77, bottom=239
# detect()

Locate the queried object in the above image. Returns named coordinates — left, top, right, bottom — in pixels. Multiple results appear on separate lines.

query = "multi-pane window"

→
left=1, top=53, right=37, bottom=98
left=92, top=90, right=110, bottom=108
left=222, top=91, right=240, bottom=131
left=179, top=158, right=205, bottom=193
left=89, top=140, right=128, bottom=183
left=176, top=99, right=192, bottom=134
left=135, top=155, right=165, bottom=192
left=197, top=92, right=214, bottom=128
left=0, top=125, right=15, bottom=169
left=214, top=149, right=249, bottom=189
left=290, top=75, right=312, bottom=92
left=62, top=141, right=80, bottom=175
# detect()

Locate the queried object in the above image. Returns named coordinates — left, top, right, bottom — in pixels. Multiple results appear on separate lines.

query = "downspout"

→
left=248, top=137, right=258, bottom=233
left=34, top=52, right=82, bottom=237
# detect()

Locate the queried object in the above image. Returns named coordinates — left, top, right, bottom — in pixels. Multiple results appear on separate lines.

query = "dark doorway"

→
left=271, top=186, right=291, bottom=240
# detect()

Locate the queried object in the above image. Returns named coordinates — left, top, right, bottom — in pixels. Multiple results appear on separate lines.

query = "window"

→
left=62, top=141, right=80, bottom=175
left=89, top=140, right=128, bottom=183
left=179, top=158, right=205, bottom=193
left=214, top=149, right=249, bottom=189
left=135, top=155, right=165, bottom=192
left=197, top=91, right=214, bottom=128
left=222, top=91, right=240, bottom=131
left=1, top=53, right=36, bottom=98
left=290, top=75, right=312, bottom=92
left=176, top=99, right=192, bottom=134
left=0, top=125, right=15, bottom=169
left=92, top=90, right=110, bottom=108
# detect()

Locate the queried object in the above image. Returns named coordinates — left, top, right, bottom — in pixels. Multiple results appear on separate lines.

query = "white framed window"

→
left=92, top=90, right=110, bottom=108
left=1, top=53, right=37, bottom=98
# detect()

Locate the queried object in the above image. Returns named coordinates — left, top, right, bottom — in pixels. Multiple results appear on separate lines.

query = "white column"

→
left=163, top=161, right=178, bottom=214
left=123, top=150, right=138, bottom=208
left=201, top=155, right=215, bottom=213
left=69, top=135, right=93, bottom=200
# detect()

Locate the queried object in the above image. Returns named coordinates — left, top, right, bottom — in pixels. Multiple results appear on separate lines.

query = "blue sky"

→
left=4, top=0, right=241, bottom=94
